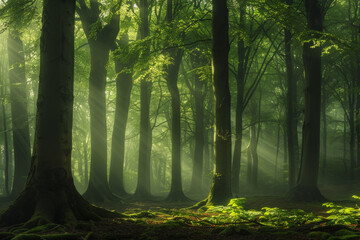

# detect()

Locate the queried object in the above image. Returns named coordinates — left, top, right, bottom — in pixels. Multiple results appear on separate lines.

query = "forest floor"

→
left=1, top=195, right=360, bottom=240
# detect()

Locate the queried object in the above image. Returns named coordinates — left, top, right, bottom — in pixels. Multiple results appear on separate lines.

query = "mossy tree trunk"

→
left=7, top=29, right=31, bottom=199
left=0, top=0, right=110, bottom=226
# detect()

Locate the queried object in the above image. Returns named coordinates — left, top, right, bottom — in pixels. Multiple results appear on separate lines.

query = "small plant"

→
left=323, top=195, right=360, bottom=225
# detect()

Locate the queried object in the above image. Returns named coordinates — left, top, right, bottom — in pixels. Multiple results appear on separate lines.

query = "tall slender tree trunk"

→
left=274, top=123, right=280, bottom=189
left=250, top=125, right=258, bottom=189
left=1, top=101, right=10, bottom=196
left=205, top=0, right=232, bottom=205
left=289, top=0, right=325, bottom=201
left=7, top=30, right=31, bottom=199
left=165, top=50, right=186, bottom=201
left=77, top=1, right=120, bottom=202
left=232, top=2, right=246, bottom=195
left=134, top=0, right=152, bottom=199
left=189, top=56, right=205, bottom=194
left=321, top=82, right=327, bottom=173
left=349, top=103, right=355, bottom=180
left=0, top=0, right=112, bottom=226
left=344, top=112, right=348, bottom=175
left=109, top=34, right=134, bottom=197
left=284, top=0, right=299, bottom=189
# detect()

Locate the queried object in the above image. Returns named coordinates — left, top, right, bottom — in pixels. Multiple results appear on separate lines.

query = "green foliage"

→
left=322, top=195, right=360, bottom=225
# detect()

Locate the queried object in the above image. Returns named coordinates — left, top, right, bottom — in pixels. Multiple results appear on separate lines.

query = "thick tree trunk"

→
left=0, top=0, right=112, bottom=226
left=284, top=12, right=299, bottom=189
left=109, top=34, right=133, bottom=197
left=7, top=30, right=31, bottom=199
left=134, top=0, right=152, bottom=200
left=206, top=0, right=232, bottom=206
left=289, top=0, right=325, bottom=201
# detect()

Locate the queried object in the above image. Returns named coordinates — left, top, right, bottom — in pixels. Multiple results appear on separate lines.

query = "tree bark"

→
left=109, top=34, right=134, bottom=197
left=206, top=0, right=232, bottom=206
left=1, top=100, right=10, bottom=196
left=77, top=1, right=120, bottom=202
left=189, top=53, right=205, bottom=194
left=165, top=49, right=186, bottom=201
left=232, top=2, right=246, bottom=196
left=0, top=0, right=113, bottom=226
left=284, top=2, right=299, bottom=189
left=7, top=30, right=31, bottom=199
left=288, top=0, right=325, bottom=201
left=134, top=0, right=152, bottom=200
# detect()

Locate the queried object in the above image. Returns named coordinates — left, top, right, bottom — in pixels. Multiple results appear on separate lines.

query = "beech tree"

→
left=289, top=0, right=325, bottom=201
left=0, top=0, right=111, bottom=227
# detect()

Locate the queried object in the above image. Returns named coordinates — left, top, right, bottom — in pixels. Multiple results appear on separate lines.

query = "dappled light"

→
left=0, top=0, right=359, bottom=239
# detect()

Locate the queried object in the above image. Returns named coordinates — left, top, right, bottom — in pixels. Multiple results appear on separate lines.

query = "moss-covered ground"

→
left=0, top=196, right=360, bottom=240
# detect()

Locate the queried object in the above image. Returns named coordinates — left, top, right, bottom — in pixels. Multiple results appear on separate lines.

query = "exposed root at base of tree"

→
left=0, top=180, right=122, bottom=238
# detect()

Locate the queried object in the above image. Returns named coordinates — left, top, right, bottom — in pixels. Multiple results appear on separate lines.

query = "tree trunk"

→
left=248, top=124, right=259, bottom=190
left=83, top=42, right=116, bottom=202
left=189, top=55, right=205, bottom=194
left=206, top=0, right=232, bottom=206
left=166, top=50, right=186, bottom=201
left=1, top=101, right=10, bottom=196
left=232, top=3, right=246, bottom=196
left=284, top=5, right=299, bottom=189
left=288, top=0, right=325, bottom=201
left=134, top=0, right=152, bottom=200
left=7, top=30, right=31, bottom=199
left=274, top=123, right=280, bottom=189
left=83, top=137, right=89, bottom=185
left=0, top=0, right=113, bottom=226
left=109, top=34, right=133, bottom=197
left=321, top=81, right=327, bottom=173
left=77, top=1, right=120, bottom=202
left=349, top=104, right=355, bottom=180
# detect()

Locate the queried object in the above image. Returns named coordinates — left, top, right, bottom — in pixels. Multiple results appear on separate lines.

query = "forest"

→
left=0, top=0, right=360, bottom=239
